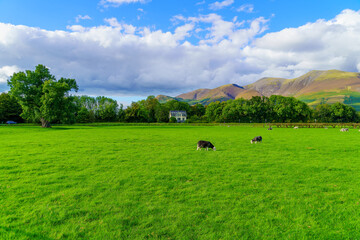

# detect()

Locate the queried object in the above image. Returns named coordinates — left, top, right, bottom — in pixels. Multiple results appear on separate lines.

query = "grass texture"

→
left=1, top=125, right=360, bottom=239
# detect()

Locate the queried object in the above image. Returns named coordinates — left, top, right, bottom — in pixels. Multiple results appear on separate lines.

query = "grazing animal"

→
left=267, top=127, right=272, bottom=130
left=251, top=136, right=262, bottom=144
left=340, top=128, right=349, bottom=132
left=294, top=126, right=299, bottom=129
left=197, top=140, right=216, bottom=151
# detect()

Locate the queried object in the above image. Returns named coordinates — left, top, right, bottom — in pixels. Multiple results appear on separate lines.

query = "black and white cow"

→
left=251, top=136, right=262, bottom=144
left=197, top=140, right=216, bottom=151
left=267, top=127, right=272, bottom=130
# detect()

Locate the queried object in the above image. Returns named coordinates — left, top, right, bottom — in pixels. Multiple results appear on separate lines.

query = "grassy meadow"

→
left=1, top=124, right=360, bottom=239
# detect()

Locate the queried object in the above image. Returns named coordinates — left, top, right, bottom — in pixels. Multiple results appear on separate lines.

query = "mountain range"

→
left=156, top=70, right=360, bottom=110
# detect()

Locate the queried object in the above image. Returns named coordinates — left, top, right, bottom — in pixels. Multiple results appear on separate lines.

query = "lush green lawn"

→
left=1, top=124, right=360, bottom=239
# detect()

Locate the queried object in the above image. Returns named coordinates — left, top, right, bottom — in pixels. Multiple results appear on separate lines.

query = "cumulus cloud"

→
left=75, top=15, right=91, bottom=23
left=0, top=65, right=21, bottom=83
left=209, top=0, right=234, bottom=10
left=1, top=9, right=360, bottom=97
left=237, top=4, right=254, bottom=13
left=100, top=0, right=150, bottom=7
left=244, top=9, right=360, bottom=78
left=0, top=13, right=268, bottom=95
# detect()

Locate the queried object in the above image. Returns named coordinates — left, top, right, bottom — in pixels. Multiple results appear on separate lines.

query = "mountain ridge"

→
left=156, top=70, right=360, bottom=110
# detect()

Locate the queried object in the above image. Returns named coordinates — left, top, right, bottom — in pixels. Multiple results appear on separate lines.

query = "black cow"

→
left=197, top=140, right=216, bottom=151
left=267, top=127, right=272, bottom=130
left=251, top=136, right=262, bottom=144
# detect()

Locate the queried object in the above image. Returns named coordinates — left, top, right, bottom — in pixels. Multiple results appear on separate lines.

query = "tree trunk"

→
left=40, top=118, right=51, bottom=128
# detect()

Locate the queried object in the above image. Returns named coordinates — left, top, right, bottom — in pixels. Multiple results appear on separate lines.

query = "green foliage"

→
left=41, top=78, right=79, bottom=124
left=206, top=101, right=226, bottom=122
left=7, top=64, right=78, bottom=126
left=0, top=93, right=23, bottom=123
left=125, top=97, right=192, bottom=123
left=187, top=115, right=208, bottom=123
left=169, top=116, right=177, bottom=123
left=206, top=96, right=314, bottom=123
left=95, top=96, right=119, bottom=122
left=164, top=99, right=191, bottom=112
left=314, top=103, right=359, bottom=123
left=2, top=125, right=360, bottom=238
left=75, top=95, right=122, bottom=122
left=81, top=94, right=360, bottom=124
left=190, top=103, right=206, bottom=117
left=268, top=95, right=312, bottom=123
left=125, top=102, right=148, bottom=122
left=76, top=107, right=94, bottom=123
left=128, top=95, right=357, bottom=124
left=155, top=104, right=170, bottom=122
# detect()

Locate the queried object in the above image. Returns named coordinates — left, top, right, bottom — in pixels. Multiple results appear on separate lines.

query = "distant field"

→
left=1, top=125, right=360, bottom=239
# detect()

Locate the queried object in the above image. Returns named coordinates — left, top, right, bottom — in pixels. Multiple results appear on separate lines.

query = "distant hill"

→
left=246, top=70, right=360, bottom=110
left=246, top=70, right=360, bottom=96
left=176, top=88, right=211, bottom=100
left=177, top=84, right=246, bottom=101
left=156, top=84, right=250, bottom=105
left=155, top=95, right=178, bottom=103
left=156, top=70, right=360, bottom=110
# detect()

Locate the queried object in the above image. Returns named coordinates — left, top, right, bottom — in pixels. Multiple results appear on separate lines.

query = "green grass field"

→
left=1, top=125, right=360, bottom=239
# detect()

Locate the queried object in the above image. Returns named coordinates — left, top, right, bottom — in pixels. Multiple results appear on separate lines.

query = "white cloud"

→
left=185, top=14, right=265, bottom=45
left=237, top=4, right=254, bottom=13
left=2, top=9, right=360, bottom=97
left=209, top=0, right=234, bottom=10
left=137, top=8, right=145, bottom=20
left=245, top=9, right=360, bottom=78
left=0, top=15, right=267, bottom=95
left=100, top=0, right=150, bottom=7
left=0, top=65, right=21, bottom=83
left=75, top=15, right=91, bottom=23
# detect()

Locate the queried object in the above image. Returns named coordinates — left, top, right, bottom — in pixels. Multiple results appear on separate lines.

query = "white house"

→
left=169, top=111, right=187, bottom=122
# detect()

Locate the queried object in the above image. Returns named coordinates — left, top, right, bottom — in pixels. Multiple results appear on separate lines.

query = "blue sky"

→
left=2, top=1, right=360, bottom=34
left=1, top=0, right=360, bottom=105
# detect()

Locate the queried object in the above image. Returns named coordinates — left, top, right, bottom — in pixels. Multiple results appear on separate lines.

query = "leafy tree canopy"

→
left=0, top=92, right=23, bottom=123
left=7, top=64, right=78, bottom=127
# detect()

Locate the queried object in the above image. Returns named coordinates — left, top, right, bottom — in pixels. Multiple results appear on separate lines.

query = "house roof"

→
left=169, top=110, right=187, bottom=116
left=170, top=110, right=186, bottom=113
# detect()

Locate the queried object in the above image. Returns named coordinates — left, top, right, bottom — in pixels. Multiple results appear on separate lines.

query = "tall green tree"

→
left=206, top=101, right=226, bottom=122
left=7, top=64, right=78, bottom=127
left=330, top=102, right=358, bottom=123
left=314, top=104, right=332, bottom=122
left=190, top=104, right=206, bottom=117
left=124, top=102, right=148, bottom=122
left=95, top=96, right=119, bottom=122
left=143, top=96, right=160, bottom=122
left=164, top=100, right=190, bottom=113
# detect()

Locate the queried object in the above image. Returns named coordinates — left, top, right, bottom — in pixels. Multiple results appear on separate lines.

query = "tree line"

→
left=2, top=64, right=359, bottom=127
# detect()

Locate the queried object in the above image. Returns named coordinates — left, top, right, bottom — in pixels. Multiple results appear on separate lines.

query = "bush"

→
left=169, top=117, right=177, bottom=123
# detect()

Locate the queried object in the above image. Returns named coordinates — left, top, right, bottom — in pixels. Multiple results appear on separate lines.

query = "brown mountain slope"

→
left=161, top=69, right=360, bottom=108
left=235, top=89, right=262, bottom=99
left=177, top=84, right=247, bottom=100
left=245, top=77, right=286, bottom=96
left=155, top=95, right=176, bottom=102
left=245, top=70, right=360, bottom=97
left=176, top=88, right=211, bottom=100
